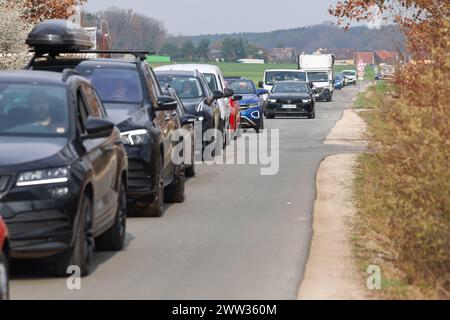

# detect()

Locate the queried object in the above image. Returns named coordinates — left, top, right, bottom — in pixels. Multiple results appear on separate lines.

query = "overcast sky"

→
left=83, top=0, right=339, bottom=36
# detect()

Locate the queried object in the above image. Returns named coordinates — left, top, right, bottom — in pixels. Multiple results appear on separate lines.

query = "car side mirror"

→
left=232, top=95, right=243, bottom=101
left=257, top=89, right=268, bottom=96
left=156, top=96, right=178, bottom=111
left=212, top=90, right=224, bottom=100
left=83, top=117, right=115, bottom=139
left=181, top=114, right=202, bottom=125
left=223, top=88, right=234, bottom=98
left=258, top=81, right=264, bottom=88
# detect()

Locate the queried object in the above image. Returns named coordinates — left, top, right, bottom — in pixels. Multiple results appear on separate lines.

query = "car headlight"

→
left=16, top=167, right=69, bottom=187
left=120, top=129, right=148, bottom=146
left=302, top=99, right=312, bottom=103
left=268, top=99, right=277, bottom=103
left=247, top=102, right=260, bottom=108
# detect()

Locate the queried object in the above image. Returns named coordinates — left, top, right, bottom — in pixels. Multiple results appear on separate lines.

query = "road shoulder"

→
left=298, top=108, right=370, bottom=300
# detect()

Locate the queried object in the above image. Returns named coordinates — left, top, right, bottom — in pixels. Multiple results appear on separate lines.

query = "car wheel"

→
left=0, top=251, right=9, bottom=300
left=55, top=194, right=94, bottom=277
left=185, top=164, right=195, bottom=177
left=95, top=181, right=127, bottom=251
left=140, top=156, right=164, bottom=217
left=308, top=111, right=316, bottom=119
left=165, top=164, right=185, bottom=203
left=255, top=116, right=264, bottom=133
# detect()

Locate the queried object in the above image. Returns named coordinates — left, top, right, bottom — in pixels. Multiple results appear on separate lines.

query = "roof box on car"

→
left=26, top=19, right=93, bottom=51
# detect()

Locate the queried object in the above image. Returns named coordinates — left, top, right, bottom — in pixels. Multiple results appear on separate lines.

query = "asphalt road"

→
left=10, top=84, right=364, bottom=300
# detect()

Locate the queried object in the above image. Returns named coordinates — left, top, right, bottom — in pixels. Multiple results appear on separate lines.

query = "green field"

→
left=149, top=61, right=374, bottom=85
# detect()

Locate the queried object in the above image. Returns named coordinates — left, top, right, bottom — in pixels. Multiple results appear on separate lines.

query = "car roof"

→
left=264, top=69, right=304, bottom=72
left=273, top=80, right=308, bottom=84
left=0, top=70, right=69, bottom=85
left=154, top=70, right=198, bottom=77
left=155, top=64, right=220, bottom=74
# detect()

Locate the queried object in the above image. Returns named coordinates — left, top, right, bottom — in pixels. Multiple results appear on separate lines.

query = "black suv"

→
left=26, top=20, right=186, bottom=217
left=0, top=71, right=128, bottom=276
left=155, top=70, right=222, bottom=157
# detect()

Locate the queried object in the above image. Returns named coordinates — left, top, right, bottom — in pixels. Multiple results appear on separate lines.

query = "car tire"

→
left=140, top=156, right=164, bottom=217
left=55, top=194, right=94, bottom=277
left=185, top=163, right=195, bottom=178
left=255, top=116, right=264, bottom=133
left=165, top=164, right=185, bottom=203
left=95, top=181, right=127, bottom=251
left=308, top=111, right=316, bottom=119
left=0, top=251, right=9, bottom=300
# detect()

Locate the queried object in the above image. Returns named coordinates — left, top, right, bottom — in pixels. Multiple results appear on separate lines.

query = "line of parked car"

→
left=0, top=20, right=280, bottom=299
left=1, top=19, right=351, bottom=299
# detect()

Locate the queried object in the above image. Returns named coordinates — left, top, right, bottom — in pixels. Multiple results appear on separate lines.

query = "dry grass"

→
left=352, top=22, right=450, bottom=299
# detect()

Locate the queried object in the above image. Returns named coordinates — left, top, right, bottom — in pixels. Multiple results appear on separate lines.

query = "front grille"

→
left=276, top=99, right=302, bottom=105
left=5, top=210, right=71, bottom=240
left=0, top=175, right=10, bottom=192
left=128, top=161, right=152, bottom=190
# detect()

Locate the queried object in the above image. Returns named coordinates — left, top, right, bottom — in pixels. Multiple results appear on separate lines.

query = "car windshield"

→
left=227, top=80, right=256, bottom=95
left=343, top=71, right=356, bottom=76
left=307, top=72, right=328, bottom=82
left=203, top=73, right=218, bottom=91
left=272, top=82, right=309, bottom=93
left=265, top=71, right=306, bottom=85
left=0, top=83, right=69, bottom=137
left=156, top=75, right=205, bottom=99
left=77, top=67, right=144, bottom=104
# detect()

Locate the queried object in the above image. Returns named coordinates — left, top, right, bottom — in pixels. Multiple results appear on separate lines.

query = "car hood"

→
left=239, top=94, right=259, bottom=105
left=268, top=93, right=311, bottom=100
left=0, top=136, right=68, bottom=167
left=103, top=103, right=148, bottom=125
left=182, top=98, right=212, bottom=114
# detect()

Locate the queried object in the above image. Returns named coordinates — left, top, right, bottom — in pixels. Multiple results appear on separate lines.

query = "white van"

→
left=259, top=69, right=307, bottom=95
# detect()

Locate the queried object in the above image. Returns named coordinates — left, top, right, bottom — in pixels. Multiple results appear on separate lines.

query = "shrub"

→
left=355, top=19, right=450, bottom=298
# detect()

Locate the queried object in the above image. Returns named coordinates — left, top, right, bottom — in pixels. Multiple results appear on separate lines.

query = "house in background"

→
left=322, top=48, right=355, bottom=65
left=354, top=51, right=375, bottom=65
left=270, top=47, right=297, bottom=63
left=374, top=50, right=399, bottom=64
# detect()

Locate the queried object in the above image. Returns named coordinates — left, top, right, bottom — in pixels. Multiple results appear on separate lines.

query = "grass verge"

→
left=352, top=70, right=450, bottom=299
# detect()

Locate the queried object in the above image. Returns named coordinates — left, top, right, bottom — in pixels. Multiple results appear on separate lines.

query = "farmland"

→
left=149, top=61, right=374, bottom=84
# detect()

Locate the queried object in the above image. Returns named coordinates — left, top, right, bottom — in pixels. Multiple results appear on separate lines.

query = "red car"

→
left=0, top=217, right=9, bottom=300
left=225, top=77, right=242, bottom=139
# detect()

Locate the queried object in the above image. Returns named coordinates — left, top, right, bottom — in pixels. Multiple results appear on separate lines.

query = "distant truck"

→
left=298, top=54, right=335, bottom=102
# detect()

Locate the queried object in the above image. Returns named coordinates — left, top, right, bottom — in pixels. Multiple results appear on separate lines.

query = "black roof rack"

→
left=30, top=49, right=155, bottom=60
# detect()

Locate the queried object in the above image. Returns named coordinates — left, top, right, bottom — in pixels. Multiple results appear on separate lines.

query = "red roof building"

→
left=354, top=51, right=375, bottom=65
left=374, top=50, right=398, bottom=64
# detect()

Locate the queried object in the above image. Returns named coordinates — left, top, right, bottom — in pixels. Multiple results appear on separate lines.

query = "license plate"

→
left=282, top=104, right=297, bottom=109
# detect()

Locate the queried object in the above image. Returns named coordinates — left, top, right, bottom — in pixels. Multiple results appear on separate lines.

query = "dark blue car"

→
left=225, top=78, right=268, bottom=133
left=334, top=74, right=344, bottom=90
